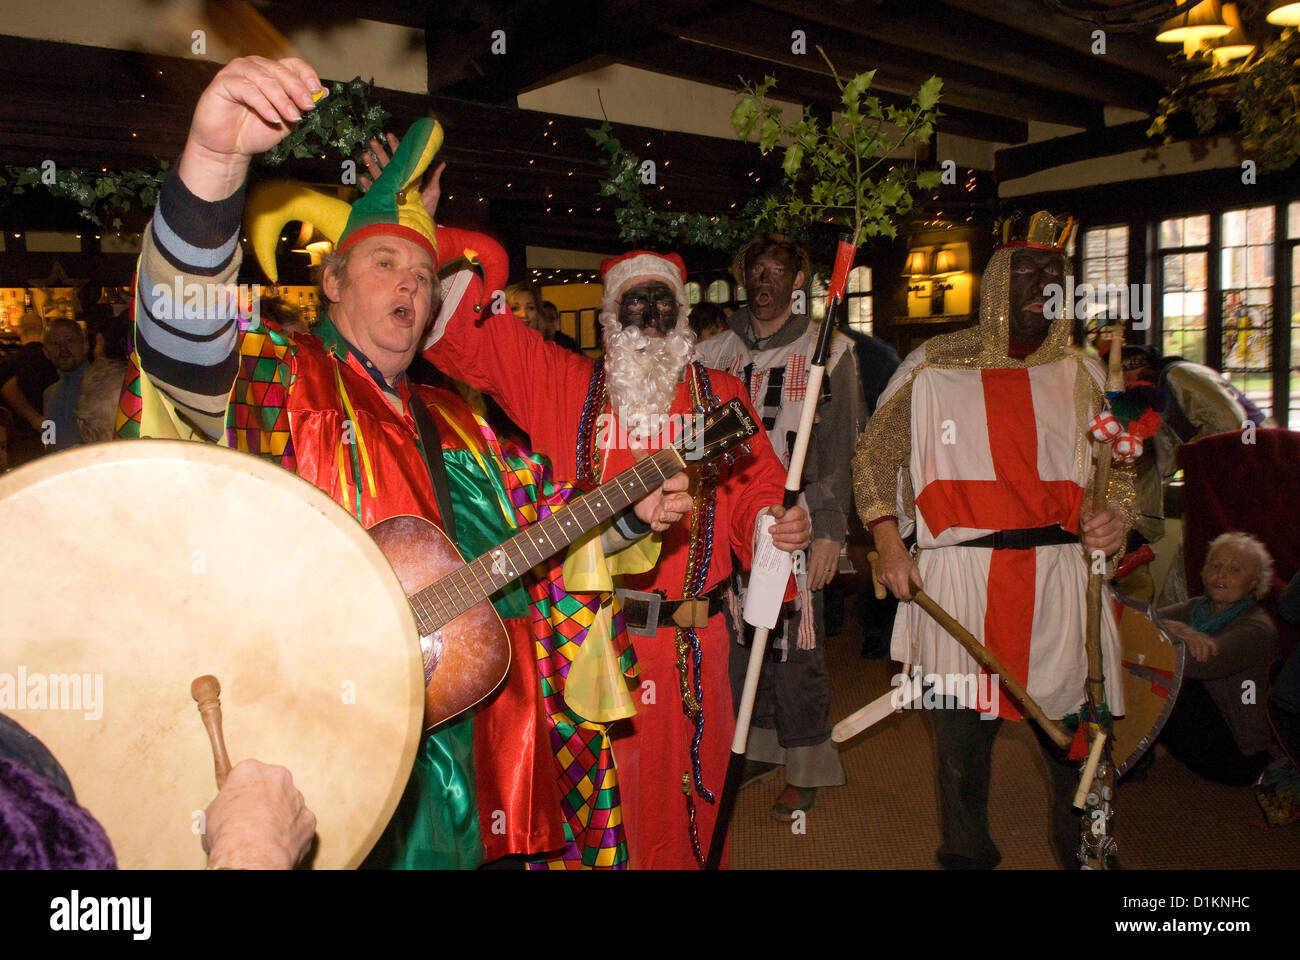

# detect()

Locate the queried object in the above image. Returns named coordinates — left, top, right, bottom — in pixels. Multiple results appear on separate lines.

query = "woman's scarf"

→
left=1189, top=595, right=1256, bottom=635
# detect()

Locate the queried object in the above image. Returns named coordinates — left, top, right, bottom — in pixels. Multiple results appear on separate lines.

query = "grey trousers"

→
left=728, top=592, right=846, bottom=787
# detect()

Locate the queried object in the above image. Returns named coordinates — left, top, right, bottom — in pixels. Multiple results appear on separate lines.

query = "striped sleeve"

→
left=133, top=168, right=246, bottom=440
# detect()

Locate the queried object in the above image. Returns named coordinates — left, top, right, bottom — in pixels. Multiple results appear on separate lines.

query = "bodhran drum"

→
left=1110, top=588, right=1185, bottom=777
left=0, top=440, right=423, bottom=868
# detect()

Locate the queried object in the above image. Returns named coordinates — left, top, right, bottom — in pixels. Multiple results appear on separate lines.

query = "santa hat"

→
left=600, top=250, right=687, bottom=301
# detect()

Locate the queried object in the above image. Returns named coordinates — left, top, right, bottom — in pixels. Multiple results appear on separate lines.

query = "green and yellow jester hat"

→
left=245, top=117, right=444, bottom=282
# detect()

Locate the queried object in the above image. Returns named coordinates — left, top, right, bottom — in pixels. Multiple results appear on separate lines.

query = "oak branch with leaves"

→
left=731, top=52, right=943, bottom=247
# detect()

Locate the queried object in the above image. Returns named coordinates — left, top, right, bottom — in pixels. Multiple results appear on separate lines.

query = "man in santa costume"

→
left=425, top=248, right=810, bottom=868
left=853, top=212, right=1133, bottom=869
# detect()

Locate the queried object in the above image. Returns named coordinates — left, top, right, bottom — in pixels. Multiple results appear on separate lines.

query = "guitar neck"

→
left=408, top=445, right=685, bottom=634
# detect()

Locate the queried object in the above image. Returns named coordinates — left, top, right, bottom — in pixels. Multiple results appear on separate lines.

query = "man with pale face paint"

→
left=425, top=249, right=812, bottom=869
left=852, top=212, right=1134, bottom=870
left=41, top=317, right=90, bottom=451
left=697, top=234, right=862, bottom=820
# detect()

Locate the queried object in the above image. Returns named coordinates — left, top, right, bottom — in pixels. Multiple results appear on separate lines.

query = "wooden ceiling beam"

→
left=753, top=0, right=1162, bottom=111
left=675, top=8, right=1104, bottom=127
left=941, top=0, right=1177, bottom=84
left=621, top=35, right=1028, bottom=143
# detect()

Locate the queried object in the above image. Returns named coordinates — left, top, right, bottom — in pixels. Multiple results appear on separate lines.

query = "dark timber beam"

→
left=676, top=8, right=1104, bottom=127
left=994, top=120, right=1160, bottom=183
left=623, top=35, right=1029, bottom=144
left=941, top=0, right=1178, bottom=85
left=756, top=0, right=1164, bottom=111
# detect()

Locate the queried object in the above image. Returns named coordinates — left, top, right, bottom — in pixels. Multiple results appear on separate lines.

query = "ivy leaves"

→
left=0, top=164, right=166, bottom=230
left=1, top=77, right=389, bottom=233
left=1148, top=29, right=1300, bottom=174
left=263, top=77, right=390, bottom=165
left=732, top=51, right=943, bottom=247
left=587, top=120, right=758, bottom=250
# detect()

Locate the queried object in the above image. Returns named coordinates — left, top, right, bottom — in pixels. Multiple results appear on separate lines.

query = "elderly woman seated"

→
left=1158, top=532, right=1279, bottom=785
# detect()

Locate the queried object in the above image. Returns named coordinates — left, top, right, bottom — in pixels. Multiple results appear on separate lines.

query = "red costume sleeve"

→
left=423, top=281, right=592, bottom=482
left=704, top=373, right=798, bottom=601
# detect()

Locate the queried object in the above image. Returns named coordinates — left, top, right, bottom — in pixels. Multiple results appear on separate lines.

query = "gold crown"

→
left=995, top=210, right=1075, bottom=250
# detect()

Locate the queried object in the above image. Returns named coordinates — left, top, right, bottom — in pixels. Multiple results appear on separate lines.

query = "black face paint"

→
left=1008, top=248, right=1065, bottom=341
left=617, top=280, right=678, bottom=335
left=745, top=250, right=800, bottom=323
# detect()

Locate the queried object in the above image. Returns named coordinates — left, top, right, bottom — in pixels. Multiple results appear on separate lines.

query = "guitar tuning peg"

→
left=692, top=404, right=706, bottom=415
left=721, top=451, right=736, bottom=466
left=739, top=443, right=751, bottom=457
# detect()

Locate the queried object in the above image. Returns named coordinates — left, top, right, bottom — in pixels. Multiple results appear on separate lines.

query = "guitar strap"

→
left=407, top=390, right=460, bottom=547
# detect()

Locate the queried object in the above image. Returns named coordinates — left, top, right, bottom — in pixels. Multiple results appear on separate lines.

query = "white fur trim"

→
left=602, top=256, right=685, bottom=301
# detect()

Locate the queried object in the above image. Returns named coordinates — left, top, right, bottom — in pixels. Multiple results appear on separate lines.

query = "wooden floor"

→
left=728, top=600, right=1300, bottom=870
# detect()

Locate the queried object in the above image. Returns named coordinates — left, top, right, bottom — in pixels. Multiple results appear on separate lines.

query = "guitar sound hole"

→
left=420, top=630, right=444, bottom=684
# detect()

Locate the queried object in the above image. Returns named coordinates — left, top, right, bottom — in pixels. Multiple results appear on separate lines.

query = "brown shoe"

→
left=770, top=785, right=817, bottom=821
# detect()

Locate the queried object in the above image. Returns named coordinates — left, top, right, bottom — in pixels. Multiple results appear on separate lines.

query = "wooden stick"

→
left=191, top=675, right=233, bottom=789
left=866, top=549, right=887, bottom=600
left=1085, top=326, right=1124, bottom=709
left=1072, top=730, right=1108, bottom=809
left=869, top=551, right=1069, bottom=747
left=911, top=590, right=1072, bottom=749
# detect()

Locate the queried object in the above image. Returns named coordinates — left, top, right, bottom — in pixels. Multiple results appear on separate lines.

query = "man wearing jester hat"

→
left=424, top=241, right=812, bottom=867
left=117, top=56, right=691, bottom=869
left=852, top=212, right=1135, bottom=869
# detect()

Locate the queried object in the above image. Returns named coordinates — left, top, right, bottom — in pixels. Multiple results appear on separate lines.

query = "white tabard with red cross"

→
left=891, top=353, right=1125, bottom=721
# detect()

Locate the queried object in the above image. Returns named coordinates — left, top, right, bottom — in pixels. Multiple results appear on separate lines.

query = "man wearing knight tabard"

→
left=116, top=57, right=690, bottom=870
left=696, top=234, right=862, bottom=819
left=425, top=249, right=811, bottom=868
left=853, top=212, right=1134, bottom=869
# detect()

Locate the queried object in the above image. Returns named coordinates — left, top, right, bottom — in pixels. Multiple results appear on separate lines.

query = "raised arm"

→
left=134, top=57, right=323, bottom=439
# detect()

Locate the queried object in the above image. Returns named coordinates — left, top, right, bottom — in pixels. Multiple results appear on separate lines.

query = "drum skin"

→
left=0, top=441, right=423, bottom=869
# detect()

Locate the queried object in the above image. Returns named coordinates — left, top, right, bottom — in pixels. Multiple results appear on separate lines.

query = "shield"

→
left=1110, top=588, right=1185, bottom=776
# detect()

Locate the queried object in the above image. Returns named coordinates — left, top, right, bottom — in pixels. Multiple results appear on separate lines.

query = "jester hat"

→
left=244, top=117, right=508, bottom=311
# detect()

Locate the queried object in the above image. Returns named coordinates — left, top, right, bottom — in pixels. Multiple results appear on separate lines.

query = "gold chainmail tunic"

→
left=852, top=245, right=1136, bottom=548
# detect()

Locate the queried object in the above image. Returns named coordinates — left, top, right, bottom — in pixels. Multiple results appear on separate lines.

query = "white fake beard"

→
left=601, top=311, right=695, bottom=442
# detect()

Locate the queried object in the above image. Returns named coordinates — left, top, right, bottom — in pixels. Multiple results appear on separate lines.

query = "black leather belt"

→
left=619, top=587, right=725, bottom=635
left=962, top=525, right=1078, bottom=550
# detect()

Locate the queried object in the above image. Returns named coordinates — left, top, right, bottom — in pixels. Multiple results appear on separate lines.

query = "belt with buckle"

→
left=617, top=587, right=725, bottom=636
left=962, top=525, right=1078, bottom=550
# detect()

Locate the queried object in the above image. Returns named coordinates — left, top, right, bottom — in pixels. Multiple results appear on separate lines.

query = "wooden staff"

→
left=191, top=675, right=233, bottom=788
left=1085, top=325, right=1125, bottom=709
left=705, top=234, right=858, bottom=870
left=866, top=552, right=1071, bottom=749
left=1073, top=325, right=1125, bottom=869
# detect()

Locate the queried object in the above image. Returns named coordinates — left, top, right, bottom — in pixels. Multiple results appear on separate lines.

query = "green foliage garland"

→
left=0, top=164, right=165, bottom=230
left=0, top=77, right=389, bottom=231
left=1147, top=28, right=1300, bottom=173
left=587, top=121, right=762, bottom=251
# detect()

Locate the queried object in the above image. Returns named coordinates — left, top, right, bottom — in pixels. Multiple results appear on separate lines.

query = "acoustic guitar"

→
left=370, top=399, right=758, bottom=730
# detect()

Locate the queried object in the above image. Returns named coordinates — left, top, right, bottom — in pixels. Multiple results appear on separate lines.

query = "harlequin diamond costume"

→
left=424, top=250, right=793, bottom=868
left=117, top=118, right=638, bottom=869
left=851, top=212, right=1136, bottom=869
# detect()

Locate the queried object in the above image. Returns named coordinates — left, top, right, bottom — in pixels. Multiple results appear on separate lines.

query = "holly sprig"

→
left=731, top=48, right=943, bottom=247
